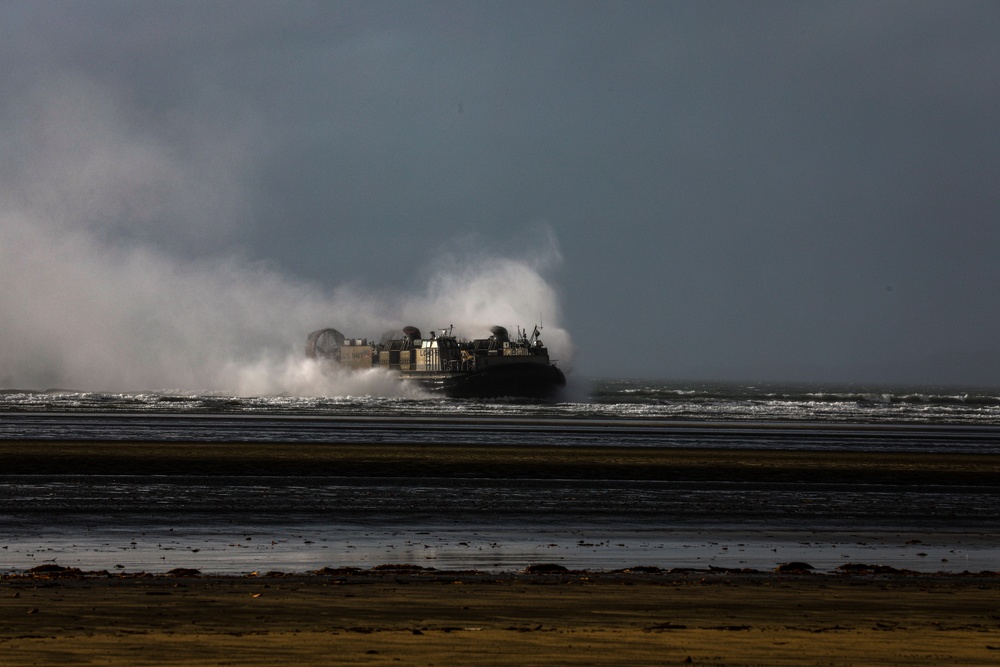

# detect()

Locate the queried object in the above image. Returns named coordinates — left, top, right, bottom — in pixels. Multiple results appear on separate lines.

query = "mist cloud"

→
left=0, top=76, right=571, bottom=394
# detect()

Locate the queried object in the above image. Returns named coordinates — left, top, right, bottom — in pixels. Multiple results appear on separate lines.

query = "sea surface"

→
left=3, top=379, right=1000, bottom=450
left=4, top=379, right=1000, bottom=424
left=2, top=379, right=999, bottom=574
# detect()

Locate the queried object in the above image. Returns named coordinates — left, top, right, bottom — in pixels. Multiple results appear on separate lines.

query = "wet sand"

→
left=2, top=567, right=999, bottom=666
left=5, top=439, right=1000, bottom=481
left=3, top=440, right=999, bottom=572
left=2, top=439, right=999, bottom=663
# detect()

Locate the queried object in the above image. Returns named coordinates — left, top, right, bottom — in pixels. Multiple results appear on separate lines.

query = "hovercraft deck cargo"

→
left=306, top=324, right=565, bottom=399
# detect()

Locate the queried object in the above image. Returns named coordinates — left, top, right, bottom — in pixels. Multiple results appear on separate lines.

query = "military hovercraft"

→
left=306, top=324, right=565, bottom=399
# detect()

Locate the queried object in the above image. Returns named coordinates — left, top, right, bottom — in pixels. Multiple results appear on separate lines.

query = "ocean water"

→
left=2, top=379, right=1000, bottom=452
left=3, top=378, right=1000, bottom=422
left=2, top=379, right=998, bottom=573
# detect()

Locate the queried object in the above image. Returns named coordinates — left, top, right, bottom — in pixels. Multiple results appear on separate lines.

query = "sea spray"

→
left=0, top=78, right=572, bottom=395
left=0, top=214, right=572, bottom=395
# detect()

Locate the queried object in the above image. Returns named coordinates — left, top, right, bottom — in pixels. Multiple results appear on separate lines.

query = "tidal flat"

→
left=2, top=439, right=998, bottom=664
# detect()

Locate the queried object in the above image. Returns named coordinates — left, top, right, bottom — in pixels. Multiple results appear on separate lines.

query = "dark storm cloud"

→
left=2, top=1, right=998, bottom=387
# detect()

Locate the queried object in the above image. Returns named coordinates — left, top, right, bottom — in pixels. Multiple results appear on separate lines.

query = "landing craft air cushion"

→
left=306, top=324, right=566, bottom=399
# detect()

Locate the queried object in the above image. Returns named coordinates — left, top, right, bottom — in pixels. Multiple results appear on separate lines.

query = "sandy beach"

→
left=2, top=567, right=999, bottom=666
left=2, top=438, right=998, bottom=663
left=5, top=438, right=999, bottom=482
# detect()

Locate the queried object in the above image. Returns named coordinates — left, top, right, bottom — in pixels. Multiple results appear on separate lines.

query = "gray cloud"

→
left=2, top=1, right=998, bottom=388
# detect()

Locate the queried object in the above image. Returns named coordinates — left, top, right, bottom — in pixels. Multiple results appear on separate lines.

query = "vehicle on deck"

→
left=306, top=324, right=565, bottom=399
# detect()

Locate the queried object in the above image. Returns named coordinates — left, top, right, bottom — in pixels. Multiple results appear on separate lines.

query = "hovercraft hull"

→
left=400, top=362, right=566, bottom=399
left=307, top=323, right=566, bottom=400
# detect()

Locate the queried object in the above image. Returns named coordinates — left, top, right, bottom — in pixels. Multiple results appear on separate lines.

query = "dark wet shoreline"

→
left=2, top=439, right=998, bottom=573
left=4, top=411, right=1000, bottom=451
left=3, top=438, right=998, bottom=482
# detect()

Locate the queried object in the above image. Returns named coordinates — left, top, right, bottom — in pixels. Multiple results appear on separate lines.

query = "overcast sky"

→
left=2, top=1, right=999, bottom=390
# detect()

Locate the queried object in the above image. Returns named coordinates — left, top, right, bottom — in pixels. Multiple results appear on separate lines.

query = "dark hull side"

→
left=402, top=362, right=566, bottom=399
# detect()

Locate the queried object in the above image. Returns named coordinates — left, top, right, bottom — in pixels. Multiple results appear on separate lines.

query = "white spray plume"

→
left=0, top=78, right=573, bottom=396
left=407, top=230, right=573, bottom=365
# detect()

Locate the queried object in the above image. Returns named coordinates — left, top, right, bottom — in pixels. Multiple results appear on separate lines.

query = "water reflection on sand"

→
left=2, top=524, right=997, bottom=575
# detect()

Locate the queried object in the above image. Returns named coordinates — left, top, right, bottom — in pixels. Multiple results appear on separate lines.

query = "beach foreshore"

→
left=4, top=440, right=999, bottom=571
left=5, top=438, right=1000, bottom=482
left=2, top=439, right=998, bottom=664
left=2, top=567, right=998, bottom=666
